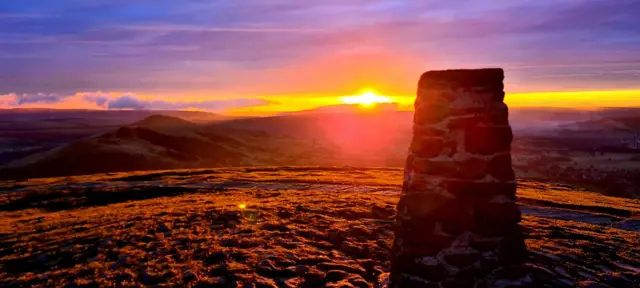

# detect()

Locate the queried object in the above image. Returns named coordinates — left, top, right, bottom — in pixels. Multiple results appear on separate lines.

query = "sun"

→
left=340, top=91, right=392, bottom=107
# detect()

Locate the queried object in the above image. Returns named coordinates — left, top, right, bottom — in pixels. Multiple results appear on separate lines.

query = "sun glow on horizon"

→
left=340, top=91, right=393, bottom=107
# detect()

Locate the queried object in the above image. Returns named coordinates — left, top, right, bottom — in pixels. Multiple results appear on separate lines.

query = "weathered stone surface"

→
left=457, top=266, right=490, bottom=280
left=405, top=173, right=432, bottom=191
left=414, top=157, right=488, bottom=180
left=392, top=68, right=527, bottom=287
left=444, top=252, right=481, bottom=268
left=460, top=157, right=489, bottom=180
left=418, top=69, right=504, bottom=91
left=493, top=265, right=528, bottom=280
left=405, top=153, right=415, bottom=170
left=442, top=139, right=458, bottom=157
left=395, top=254, right=448, bottom=282
left=396, top=192, right=454, bottom=219
left=488, top=154, right=516, bottom=181
left=475, top=202, right=522, bottom=225
left=416, top=89, right=456, bottom=106
left=448, top=107, right=486, bottom=116
left=394, top=275, right=440, bottom=288
left=413, top=126, right=447, bottom=138
left=445, top=105, right=508, bottom=128
left=441, top=214, right=474, bottom=234
left=417, top=159, right=457, bottom=176
left=489, top=103, right=509, bottom=125
left=469, top=237, right=501, bottom=252
left=479, top=257, right=499, bottom=273
left=398, top=218, right=437, bottom=234
left=465, top=125, right=513, bottom=155
left=414, top=104, right=449, bottom=125
left=399, top=239, right=447, bottom=257
left=404, top=174, right=446, bottom=194
left=440, top=278, right=478, bottom=288
left=413, top=263, right=448, bottom=282
left=497, top=229, right=528, bottom=265
left=445, top=181, right=517, bottom=202
left=410, top=137, right=444, bottom=158
left=473, top=221, right=521, bottom=237
left=447, top=115, right=492, bottom=130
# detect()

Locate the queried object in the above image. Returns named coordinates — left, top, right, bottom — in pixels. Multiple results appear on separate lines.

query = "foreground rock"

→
left=392, top=68, right=529, bottom=287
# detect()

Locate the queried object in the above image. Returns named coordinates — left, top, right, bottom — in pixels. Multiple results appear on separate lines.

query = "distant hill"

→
left=213, top=109, right=412, bottom=165
left=0, top=109, right=239, bottom=166
left=558, top=116, right=640, bottom=134
left=0, top=115, right=246, bottom=178
left=132, top=114, right=196, bottom=128
left=0, top=111, right=414, bottom=179
left=2, top=107, right=640, bottom=180
left=0, top=109, right=232, bottom=129
left=0, top=113, right=369, bottom=179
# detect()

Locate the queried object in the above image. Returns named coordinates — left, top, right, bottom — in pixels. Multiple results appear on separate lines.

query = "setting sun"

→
left=340, top=91, right=393, bottom=107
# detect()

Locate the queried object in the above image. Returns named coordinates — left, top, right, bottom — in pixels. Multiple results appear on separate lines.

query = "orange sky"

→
left=5, top=89, right=639, bottom=116
left=224, top=89, right=640, bottom=116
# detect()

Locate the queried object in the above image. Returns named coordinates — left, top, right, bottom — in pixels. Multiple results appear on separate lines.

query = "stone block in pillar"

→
left=389, top=69, right=531, bottom=287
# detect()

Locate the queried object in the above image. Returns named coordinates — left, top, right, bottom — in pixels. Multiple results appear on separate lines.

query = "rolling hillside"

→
left=0, top=115, right=303, bottom=179
left=0, top=111, right=414, bottom=179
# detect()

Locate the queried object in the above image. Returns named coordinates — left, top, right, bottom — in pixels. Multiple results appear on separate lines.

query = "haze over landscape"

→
left=1, top=1, right=639, bottom=287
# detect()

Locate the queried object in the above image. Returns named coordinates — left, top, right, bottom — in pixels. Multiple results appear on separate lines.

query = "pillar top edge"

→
left=419, top=68, right=504, bottom=89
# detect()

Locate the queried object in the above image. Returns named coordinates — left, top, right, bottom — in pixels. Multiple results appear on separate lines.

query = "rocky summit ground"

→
left=0, top=167, right=638, bottom=287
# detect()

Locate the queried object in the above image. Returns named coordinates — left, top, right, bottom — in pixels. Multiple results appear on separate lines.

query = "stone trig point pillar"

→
left=390, top=69, right=530, bottom=287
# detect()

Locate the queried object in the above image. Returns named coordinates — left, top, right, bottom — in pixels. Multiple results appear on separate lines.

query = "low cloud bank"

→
left=1, top=92, right=271, bottom=112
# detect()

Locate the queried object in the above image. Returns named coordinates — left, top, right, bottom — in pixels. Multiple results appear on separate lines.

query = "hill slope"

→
left=0, top=111, right=414, bottom=179
left=0, top=115, right=255, bottom=178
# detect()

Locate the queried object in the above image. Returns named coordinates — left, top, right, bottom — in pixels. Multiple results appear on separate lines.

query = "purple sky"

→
left=1, top=1, right=640, bottom=111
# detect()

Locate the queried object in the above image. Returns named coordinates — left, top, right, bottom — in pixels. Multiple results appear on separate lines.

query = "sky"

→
left=1, top=0, right=640, bottom=114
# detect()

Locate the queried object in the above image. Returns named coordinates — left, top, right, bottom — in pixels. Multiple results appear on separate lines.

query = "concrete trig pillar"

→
left=389, top=69, right=531, bottom=287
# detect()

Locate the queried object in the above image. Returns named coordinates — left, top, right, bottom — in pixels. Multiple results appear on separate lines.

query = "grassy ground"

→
left=0, top=167, right=638, bottom=287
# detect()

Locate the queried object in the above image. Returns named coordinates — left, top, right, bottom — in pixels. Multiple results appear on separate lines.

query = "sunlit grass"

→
left=0, top=167, right=638, bottom=286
